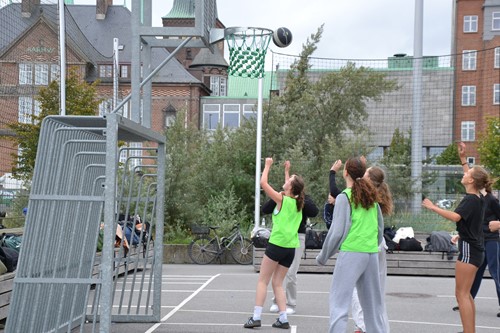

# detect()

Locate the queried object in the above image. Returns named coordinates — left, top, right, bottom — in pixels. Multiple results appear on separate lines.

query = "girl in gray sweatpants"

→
left=317, top=158, right=386, bottom=333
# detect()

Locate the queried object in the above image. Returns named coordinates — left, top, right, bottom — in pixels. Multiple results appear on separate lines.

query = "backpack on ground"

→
left=305, top=228, right=321, bottom=249
left=317, top=230, right=329, bottom=249
left=399, top=237, right=423, bottom=251
left=251, top=228, right=270, bottom=248
left=0, top=233, right=22, bottom=252
left=0, top=246, right=18, bottom=272
left=383, top=227, right=399, bottom=252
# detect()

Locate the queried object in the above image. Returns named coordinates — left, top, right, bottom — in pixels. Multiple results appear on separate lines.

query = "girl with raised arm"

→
left=244, top=157, right=304, bottom=329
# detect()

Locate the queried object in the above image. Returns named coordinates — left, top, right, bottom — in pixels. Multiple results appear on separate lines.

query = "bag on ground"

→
left=425, top=231, right=458, bottom=253
left=399, top=237, right=423, bottom=251
left=0, top=246, right=18, bottom=272
left=305, top=228, right=321, bottom=249
left=251, top=228, right=270, bottom=248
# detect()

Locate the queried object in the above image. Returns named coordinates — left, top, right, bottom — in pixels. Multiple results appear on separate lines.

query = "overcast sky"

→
left=157, top=0, right=454, bottom=59
left=70, top=0, right=454, bottom=60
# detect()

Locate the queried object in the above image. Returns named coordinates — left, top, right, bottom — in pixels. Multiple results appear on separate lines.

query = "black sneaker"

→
left=452, top=306, right=459, bottom=311
left=272, top=318, right=290, bottom=329
left=244, top=317, right=261, bottom=329
left=497, top=311, right=500, bottom=317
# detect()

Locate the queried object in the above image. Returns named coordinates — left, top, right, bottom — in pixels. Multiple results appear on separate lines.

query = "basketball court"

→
left=94, top=264, right=500, bottom=333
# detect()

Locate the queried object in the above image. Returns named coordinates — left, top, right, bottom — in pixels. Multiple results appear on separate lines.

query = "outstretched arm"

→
left=422, top=198, right=461, bottom=222
left=260, top=157, right=283, bottom=208
left=284, top=160, right=290, bottom=183
left=457, top=142, right=470, bottom=173
left=329, top=160, right=343, bottom=198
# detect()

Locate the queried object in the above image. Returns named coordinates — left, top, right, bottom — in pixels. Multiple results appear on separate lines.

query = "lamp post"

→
left=113, top=38, right=124, bottom=111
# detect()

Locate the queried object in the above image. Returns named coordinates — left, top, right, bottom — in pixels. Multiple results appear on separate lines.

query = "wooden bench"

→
left=253, top=247, right=491, bottom=278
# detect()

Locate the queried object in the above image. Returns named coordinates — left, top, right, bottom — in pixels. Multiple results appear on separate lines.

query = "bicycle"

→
left=188, top=224, right=254, bottom=265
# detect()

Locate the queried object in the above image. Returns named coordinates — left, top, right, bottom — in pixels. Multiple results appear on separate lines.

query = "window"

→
left=243, top=104, right=256, bottom=120
left=463, top=15, right=478, bottom=32
left=367, top=147, right=384, bottom=162
left=18, top=97, right=33, bottom=123
left=34, top=64, right=49, bottom=85
left=494, top=84, right=500, bottom=104
left=223, top=104, right=240, bottom=128
left=461, top=121, right=475, bottom=141
left=50, top=64, right=60, bottom=81
left=99, top=98, right=113, bottom=116
left=120, top=65, right=128, bottom=78
left=99, top=65, right=112, bottom=78
left=493, top=12, right=500, bottom=30
left=19, top=64, right=32, bottom=85
left=467, top=157, right=475, bottom=165
left=210, top=76, right=227, bottom=96
left=496, top=48, right=500, bottom=68
left=461, top=86, right=476, bottom=106
left=462, top=50, right=476, bottom=70
left=203, top=104, right=220, bottom=130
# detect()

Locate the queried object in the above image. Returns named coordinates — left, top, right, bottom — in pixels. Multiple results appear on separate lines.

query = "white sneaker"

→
left=269, top=304, right=279, bottom=312
left=286, top=307, right=296, bottom=315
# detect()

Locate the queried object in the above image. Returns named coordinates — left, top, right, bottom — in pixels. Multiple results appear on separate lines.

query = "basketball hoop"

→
left=224, top=27, right=273, bottom=79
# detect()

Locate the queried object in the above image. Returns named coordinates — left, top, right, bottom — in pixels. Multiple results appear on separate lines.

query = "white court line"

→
left=161, top=322, right=298, bottom=331
left=144, top=273, right=220, bottom=333
left=436, top=295, right=497, bottom=300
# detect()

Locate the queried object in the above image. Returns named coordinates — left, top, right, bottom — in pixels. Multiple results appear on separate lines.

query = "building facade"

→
left=453, top=0, right=500, bottom=164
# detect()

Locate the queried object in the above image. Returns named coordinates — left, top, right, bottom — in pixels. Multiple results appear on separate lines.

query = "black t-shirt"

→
left=483, top=193, right=500, bottom=242
left=454, top=193, right=485, bottom=251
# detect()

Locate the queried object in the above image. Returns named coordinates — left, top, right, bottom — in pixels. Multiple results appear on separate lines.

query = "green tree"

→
left=435, top=143, right=461, bottom=165
left=4, top=69, right=101, bottom=181
left=478, top=116, right=500, bottom=186
left=263, top=26, right=398, bottom=205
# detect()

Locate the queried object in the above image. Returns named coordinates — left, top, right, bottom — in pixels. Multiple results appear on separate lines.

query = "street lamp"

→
left=113, top=38, right=125, bottom=111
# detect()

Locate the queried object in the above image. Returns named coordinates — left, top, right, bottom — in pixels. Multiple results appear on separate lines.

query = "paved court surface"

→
left=100, top=264, right=500, bottom=333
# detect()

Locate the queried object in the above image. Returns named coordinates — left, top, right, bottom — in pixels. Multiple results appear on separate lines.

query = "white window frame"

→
left=494, top=84, right=500, bottom=105
left=461, top=86, right=476, bottom=106
left=203, top=104, right=220, bottom=130
left=495, top=48, right=500, bottom=68
left=223, top=104, right=240, bottom=128
left=120, top=65, right=128, bottom=78
left=493, top=12, right=500, bottom=30
left=18, top=96, right=33, bottom=123
left=50, top=64, right=60, bottom=82
left=463, top=15, right=478, bottom=33
left=467, top=157, right=475, bottom=165
left=34, top=64, right=49, bottom=85
left=210, top=76, right=227, bottom=96
left=98, top=98, right=113, bottom=116
left=461, top=121, right=475, bottom=142
left=462, top=50, right=477, bottom=70
left=19, top=64, right=32, bottom=85
left=243, top=104, right=256, bottom=120
left=99, top=65, right=112, bottom=78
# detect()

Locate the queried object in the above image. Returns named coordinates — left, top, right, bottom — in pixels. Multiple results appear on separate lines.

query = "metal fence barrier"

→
left=5, top=114, right=165, bottom=333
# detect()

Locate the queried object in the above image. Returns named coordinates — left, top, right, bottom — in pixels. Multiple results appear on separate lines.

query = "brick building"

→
left=0, top=0, right=228, bottom=176
left=453, top=0, right=500, bottom=164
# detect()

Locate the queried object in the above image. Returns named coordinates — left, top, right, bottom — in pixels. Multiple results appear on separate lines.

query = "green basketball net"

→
left=225, top=27, right=273, bottom=79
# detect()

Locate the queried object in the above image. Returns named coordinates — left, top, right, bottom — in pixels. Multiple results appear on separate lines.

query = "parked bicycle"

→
left=188, top=223, right=254, bottom=265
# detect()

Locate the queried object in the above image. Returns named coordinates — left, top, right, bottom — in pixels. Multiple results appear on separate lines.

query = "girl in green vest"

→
left=316, top=157, right=385, bottom=333
left=244, top=157, right=304, bottom=329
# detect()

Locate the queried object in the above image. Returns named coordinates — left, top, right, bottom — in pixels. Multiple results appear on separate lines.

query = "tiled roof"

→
left=0, top=3, right=201, bottom=85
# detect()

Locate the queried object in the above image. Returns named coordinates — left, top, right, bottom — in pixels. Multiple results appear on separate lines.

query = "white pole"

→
left=113, top=38, right=119, bottom=110
left=58, top=0, right=66, bottom=115
left=411, top=0, right=424, bottom=213
left=254, top=77, right=263, bottom=228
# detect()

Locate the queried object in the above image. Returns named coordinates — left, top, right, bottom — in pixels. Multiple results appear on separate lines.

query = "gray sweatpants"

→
left=329, top=251, right=385, bottom=333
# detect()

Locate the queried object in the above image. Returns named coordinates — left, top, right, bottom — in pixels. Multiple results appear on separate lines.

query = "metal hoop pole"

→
left=254, top=77, right=264, bottom=228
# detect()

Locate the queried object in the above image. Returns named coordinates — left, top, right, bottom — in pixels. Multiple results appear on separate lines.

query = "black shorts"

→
left=265, top=243, right=295, bottom=268
left=458, top=239, right=484, bottom=268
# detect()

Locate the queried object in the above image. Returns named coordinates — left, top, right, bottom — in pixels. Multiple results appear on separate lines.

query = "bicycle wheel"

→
left=230, top=237, right=254, bottom=265
left=188, top=235, right=218, bottom=264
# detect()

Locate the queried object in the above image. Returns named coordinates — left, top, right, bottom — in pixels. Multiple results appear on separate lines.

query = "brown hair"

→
left=345, top=157, right=377, bottom=210
left=290, top=174, right=305, bottom=211
left=470, top=166, right=493, bottom=193
left=367, top=166, right=394, bottom=216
